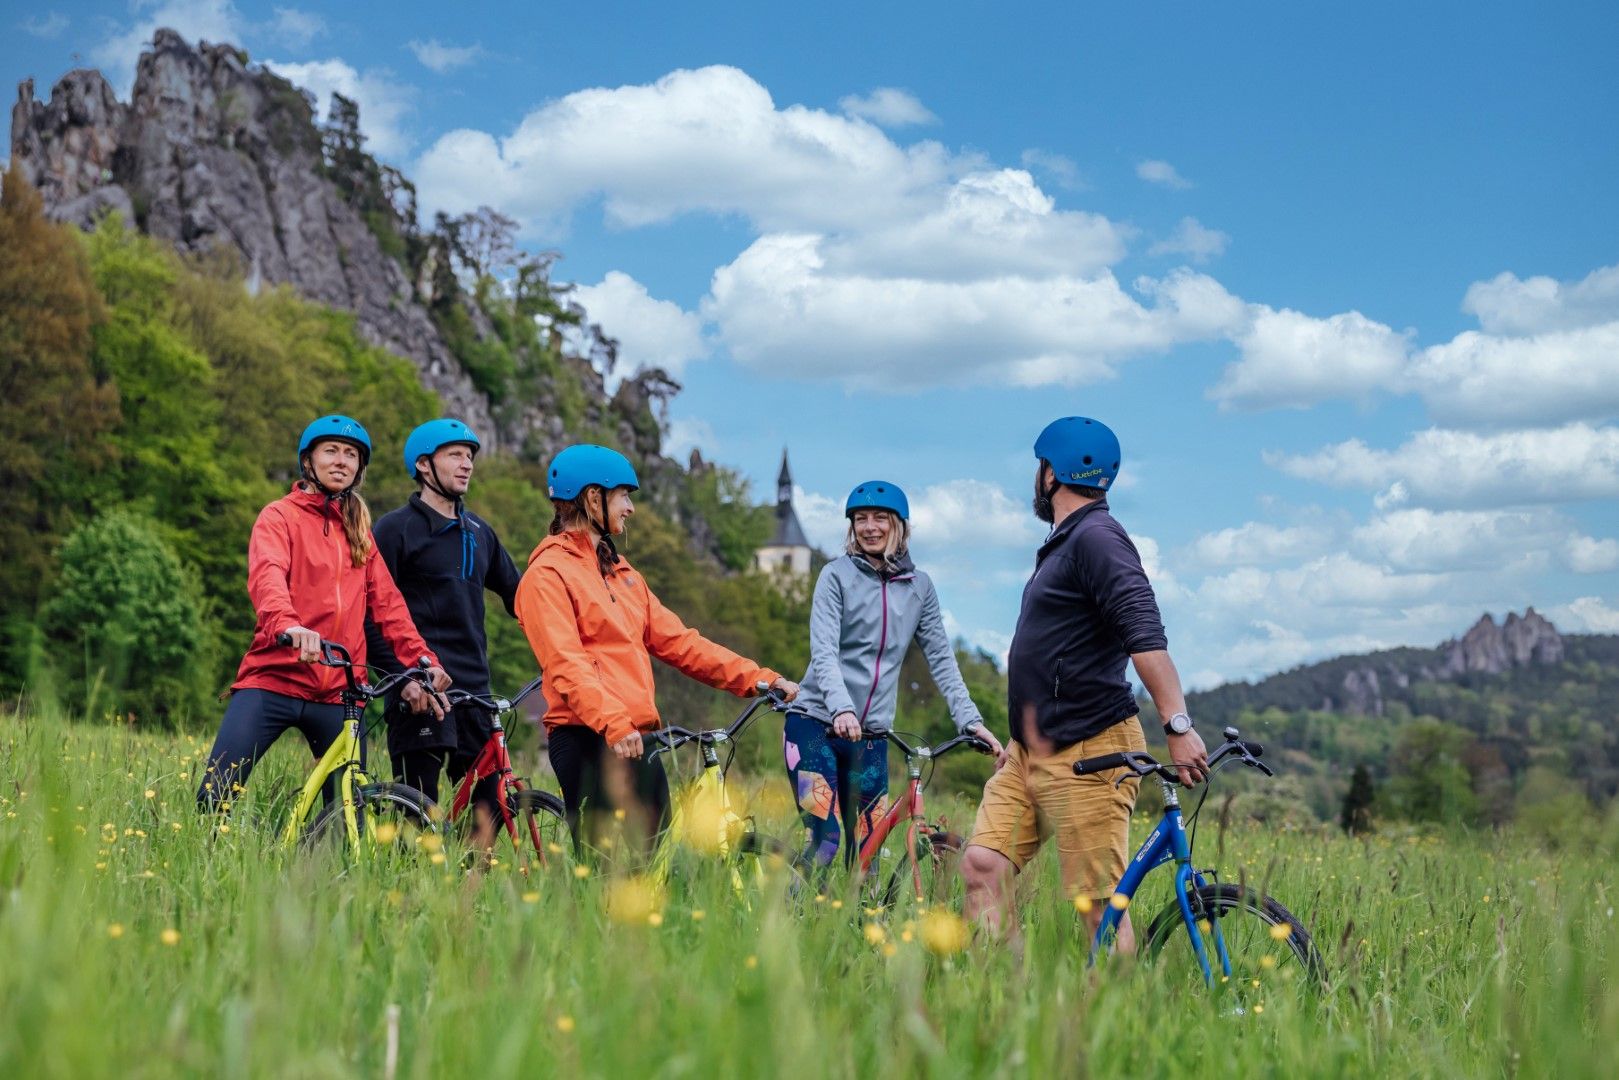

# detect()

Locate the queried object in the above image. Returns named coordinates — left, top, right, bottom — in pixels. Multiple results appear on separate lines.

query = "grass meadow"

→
left=1, top=707, right=1614, bottom=1079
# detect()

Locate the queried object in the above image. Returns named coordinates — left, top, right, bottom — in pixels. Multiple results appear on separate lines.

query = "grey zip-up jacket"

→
left=794, top=553, right=984, bottom=734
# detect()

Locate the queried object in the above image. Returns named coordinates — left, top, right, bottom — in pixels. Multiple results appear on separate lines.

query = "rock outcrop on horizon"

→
left=10, top=30, right=504, bottom=442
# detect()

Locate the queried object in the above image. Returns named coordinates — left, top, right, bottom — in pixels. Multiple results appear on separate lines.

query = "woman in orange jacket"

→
left=196, top=416, right=451, bottom=812
left=514, top=444, right=798, bottom=851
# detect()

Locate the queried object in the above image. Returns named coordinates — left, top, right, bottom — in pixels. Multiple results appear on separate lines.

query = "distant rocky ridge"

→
left=1189, top=608, right=1598, bottom=723
left=9, top=30, right=670, bottom=470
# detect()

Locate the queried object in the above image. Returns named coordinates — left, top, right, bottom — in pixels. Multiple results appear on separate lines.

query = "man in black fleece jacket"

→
left=365, top=420, right=524, bottom=831
left=962, top=416, right=1208, bottom=952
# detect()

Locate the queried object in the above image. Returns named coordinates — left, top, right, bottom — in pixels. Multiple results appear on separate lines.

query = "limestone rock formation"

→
left=1436, top=609, right=1564, bottom=678
left=11, top=31, right=493, bottom=442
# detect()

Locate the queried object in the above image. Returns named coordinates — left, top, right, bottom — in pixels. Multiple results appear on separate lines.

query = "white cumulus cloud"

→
left=1547, top=596, right=1619, bottom=633
left=1186, top=522, right=1331, bottom=568
left=92, top=1, right=327, bottom=92
left=838, top=87, right=938, bottom=127
left=1137, top=159, right=1192, bottom=189
left=1564, top=535, right=1619, bottom=574
left=1147, top=216, right=1229, bottom=263
left=408, top=39, right=483, bottom=74
left=21, top=12, right=68, bottom=38
left=1268, top=423, right=1619, bottom=507
left=1214, top=307, right=1411, bottom=410
left=1462, top=263, right=1619, bottom=336
left=570, top=271, right=709, bottom=376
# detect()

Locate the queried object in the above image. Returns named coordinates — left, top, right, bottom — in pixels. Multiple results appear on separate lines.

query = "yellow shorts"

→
left=967, top=716, right=1146, bottom=900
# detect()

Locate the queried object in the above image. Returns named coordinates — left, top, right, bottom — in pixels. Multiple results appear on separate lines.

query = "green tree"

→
left=1385, top=719, right=1480, bottom=825
left=1340, top=763, right=1375, bottom=834
left=39, top=511, right=211, bottom=724
left=0, top=169, right=121, bottom=692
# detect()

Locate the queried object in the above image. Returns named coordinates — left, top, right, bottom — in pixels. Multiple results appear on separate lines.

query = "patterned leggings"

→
left=782, top=711, right=889, bottom=868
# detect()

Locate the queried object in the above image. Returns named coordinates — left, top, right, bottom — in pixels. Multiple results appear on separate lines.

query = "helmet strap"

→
left=421, top=455, right=463, bottom=516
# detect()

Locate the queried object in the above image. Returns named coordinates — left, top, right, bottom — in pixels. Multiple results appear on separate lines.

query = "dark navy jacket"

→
left=364, top=494, right=523, bottom=732
left=1006, top=498, right=1168, bottom=749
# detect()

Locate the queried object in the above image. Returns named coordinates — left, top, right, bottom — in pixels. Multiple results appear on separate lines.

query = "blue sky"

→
left=8, top=1, right=1618, bottom=687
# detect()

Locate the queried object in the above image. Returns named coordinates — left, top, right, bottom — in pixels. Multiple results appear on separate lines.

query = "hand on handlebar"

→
left=831, top=711, right=862, bottom=740
left=401, top=680, right=448, bottom=721
left=769, top=676, right=799, bottom=703
left=968, top=722, right=1008, bottom=771
left=1167, top=729, right=1209, bottom=787
left=283, top=626, right=322, bottom=664
left=611, top=730, right=644, bottom=760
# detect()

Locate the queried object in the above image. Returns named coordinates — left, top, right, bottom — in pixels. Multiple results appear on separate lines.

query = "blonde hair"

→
left=844, top=510, right=909, bottom=566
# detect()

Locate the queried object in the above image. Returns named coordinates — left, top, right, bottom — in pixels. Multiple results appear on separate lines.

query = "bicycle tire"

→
left=508, top=787, right=571, bottom=864
left=303, top=782, right=439, bottom=851
left=877, top=827, right=964, bottom=911
left=1142, top=883, right=1326, bottom=988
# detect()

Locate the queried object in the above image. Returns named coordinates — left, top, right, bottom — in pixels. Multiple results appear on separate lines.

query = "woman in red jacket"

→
left=197, top=416, right=450, bottom=812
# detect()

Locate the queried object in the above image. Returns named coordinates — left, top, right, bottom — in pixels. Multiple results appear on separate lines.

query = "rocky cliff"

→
left=1189, top=608, right=1579, bottom=721
left=9, top=30, right=672, bottom=472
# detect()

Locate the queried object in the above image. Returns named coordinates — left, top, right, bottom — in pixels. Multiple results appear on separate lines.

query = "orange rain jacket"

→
left=515, top=530, right=781, bottom=746
left=231, top=485, right=438, bottom=703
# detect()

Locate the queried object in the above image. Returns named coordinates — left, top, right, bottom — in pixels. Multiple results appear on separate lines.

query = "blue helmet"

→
left=547, top=444, right=640, bottom=501
left=404, top=418, right=480, bottom=479
left=845, top=480, right=909, bottom=521
left=298, top=415, right=371, bottom=470
left=1034, top=416, right=1121, bottom=490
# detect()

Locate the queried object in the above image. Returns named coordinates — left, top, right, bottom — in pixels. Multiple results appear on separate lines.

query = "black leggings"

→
left=197, top=689, right=345, bottom=811
left=391, top=749, right=502, bottom=824
left=547, top=725, right=670, bottom=856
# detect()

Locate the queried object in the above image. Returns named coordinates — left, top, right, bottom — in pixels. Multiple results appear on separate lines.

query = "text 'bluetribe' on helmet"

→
left=845, top=481, right=909, bottom=521
left=1034, top=416, right=1121, bottom=490
left=547, top=444, right=640, bottom=501
left=298, top=415, right=371, bottom=470
left=403, top=418, right=481, bottom=479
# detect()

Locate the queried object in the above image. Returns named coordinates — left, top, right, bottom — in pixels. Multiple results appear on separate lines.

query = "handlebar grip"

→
left=1243, top=741, right=1264, bottom=759
left=276, top=632, right=293, bottom=646
left=1073, top=752, right=1132, bottom=776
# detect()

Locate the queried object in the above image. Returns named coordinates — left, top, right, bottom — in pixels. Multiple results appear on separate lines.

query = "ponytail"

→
left=549, top=491, right=620, bottom=578
left=341, top=490, right=373, bottom=568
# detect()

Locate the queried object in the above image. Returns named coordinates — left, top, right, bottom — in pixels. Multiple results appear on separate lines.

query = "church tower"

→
left=754, top=449, right=813, bottom=577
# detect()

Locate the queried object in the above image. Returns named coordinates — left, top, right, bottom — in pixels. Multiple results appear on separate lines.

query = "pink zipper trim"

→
left=858, top=576, right=889, bottom=724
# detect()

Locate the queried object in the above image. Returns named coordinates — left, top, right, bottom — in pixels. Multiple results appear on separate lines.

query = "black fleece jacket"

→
left=1006, top=498, right=1168, bottom=749
left=363, top=493, right=523, bottom=704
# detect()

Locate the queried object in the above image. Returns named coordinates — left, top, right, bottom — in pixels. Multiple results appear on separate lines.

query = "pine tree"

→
left=1340, top=763, right=1376, bottom=835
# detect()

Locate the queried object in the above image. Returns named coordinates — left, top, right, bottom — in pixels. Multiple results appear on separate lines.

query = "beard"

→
left=1032, top=467, right=1055, bottom=524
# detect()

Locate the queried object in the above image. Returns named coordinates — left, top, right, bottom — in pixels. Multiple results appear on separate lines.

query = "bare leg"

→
left=961, top=844, right=1019, bottom=945
left=1079, top=904, right=1136, bottom=956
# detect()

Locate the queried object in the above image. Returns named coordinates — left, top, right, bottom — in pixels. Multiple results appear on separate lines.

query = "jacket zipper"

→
left=857, top=576, right=889, bottom=724
left=1053, top=658, right=1063, bottom=701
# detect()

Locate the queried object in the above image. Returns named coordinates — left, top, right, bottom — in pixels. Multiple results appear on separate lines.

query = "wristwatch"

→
left=1163, top=711, right=1194, bottom=736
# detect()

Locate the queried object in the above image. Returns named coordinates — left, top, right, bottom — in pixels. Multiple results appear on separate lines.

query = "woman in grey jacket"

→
left=784, top=481, right=1006, bottom=869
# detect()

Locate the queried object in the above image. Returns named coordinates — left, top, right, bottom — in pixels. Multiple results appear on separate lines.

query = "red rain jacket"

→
left=515, top=530, right=780, bottom=746
left=231, top=485, right=437, bottom=703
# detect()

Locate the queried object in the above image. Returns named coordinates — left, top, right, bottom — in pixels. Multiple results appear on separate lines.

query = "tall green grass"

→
left=1, top=708, right=1612, bottom=1078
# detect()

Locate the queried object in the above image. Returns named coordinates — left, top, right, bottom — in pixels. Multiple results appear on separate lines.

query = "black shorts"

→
left=385, top=699, right=495, bottom=759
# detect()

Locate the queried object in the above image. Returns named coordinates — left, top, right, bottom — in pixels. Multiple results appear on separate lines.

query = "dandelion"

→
left=430, top=852, right=447, bottom=866
left=1269, top=923, right=1292, bottom=942
left=418, top=834, right=443, bottom=854
left=647, top=912, right=664, bottom=927
left=1482, top=895, right=1491, bottom=903
left=572, top=864, right=591, bottom=879
left=614, top=808, right=626, bottom=821
left=522, top=891, right=541, bottom=904
left=1198, top=919, right=1212, bottom=935
left=1253, top=1004, right=1265, bottom=1015
left=217, top=823, right=231, bottom=834
left=606, top=876, right=663, bottom=925
left=170, top=822, right=182, bottom=832
left=160, top=928, right=180, bottom=946
left=901, top=929, right=914, bottom=943
left=386, top=890, right=404, bottom=906
left=373, top=823, right=399, bottom=845
left=882, top=943, right=899, bottom=958
left=831, top=899, right=844, bottom=910
left=1073, top=895, right=1094, bottom=915
left=745, top=955, right=759, bottom=970
left=556, top=1015, right=576, bottom=1033
left=546, top=842, right=564, bottom=855
left=144, top=790, right=156, bottom=799
left=920, top=911, right=970, bottom=956
left=864, top=923, right=887, bottom=946
left=1109, top=893, right=1130, bottom=911
left=107, top=923, right=124, bottom=939
left=691, top=910, right=706, bottom=922
left=1260, top=955, right=1277, bottom=970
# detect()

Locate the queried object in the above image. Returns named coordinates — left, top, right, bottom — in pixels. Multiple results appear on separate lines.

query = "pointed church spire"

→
left=777, top=448, right=793, bottom=507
